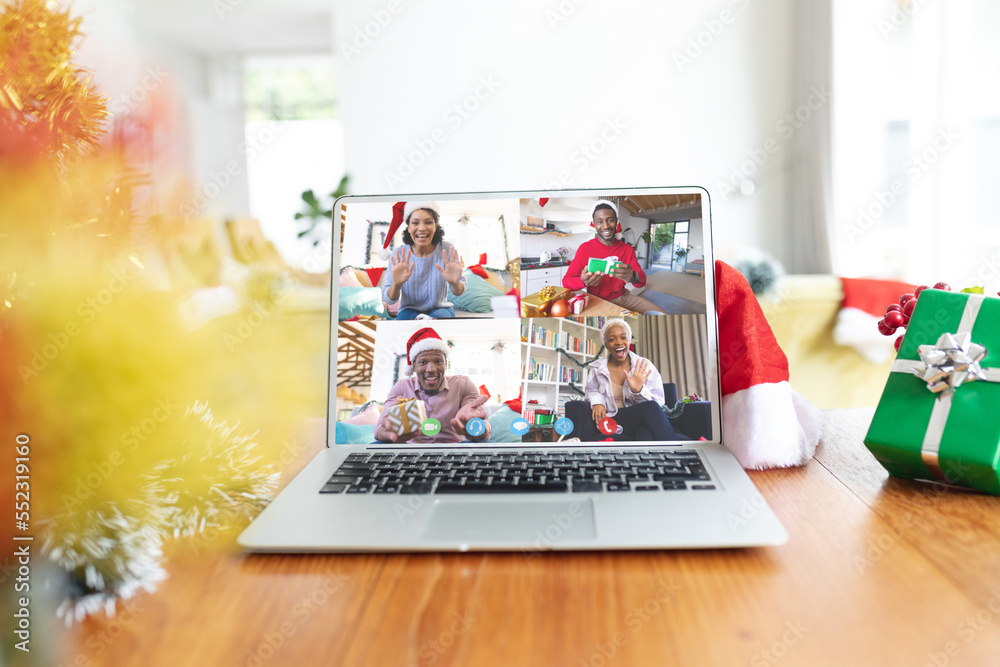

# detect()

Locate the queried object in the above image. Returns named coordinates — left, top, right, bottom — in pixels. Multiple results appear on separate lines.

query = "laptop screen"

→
left=329, top=187, right=720, bottom=447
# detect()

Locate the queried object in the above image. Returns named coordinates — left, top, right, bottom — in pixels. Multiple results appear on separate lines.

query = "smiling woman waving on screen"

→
left=586, top=319, right=677, bottom=441
left=380, top=201, right=466, bottom=320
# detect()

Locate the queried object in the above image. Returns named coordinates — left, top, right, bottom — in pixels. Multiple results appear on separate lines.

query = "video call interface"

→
left=334, top=191, right=713, bottom=446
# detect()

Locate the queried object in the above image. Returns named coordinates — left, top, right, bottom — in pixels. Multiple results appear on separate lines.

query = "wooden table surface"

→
left=578, top=292, right=637, bottom=317
left=64, top=409, right=1000, bottom=667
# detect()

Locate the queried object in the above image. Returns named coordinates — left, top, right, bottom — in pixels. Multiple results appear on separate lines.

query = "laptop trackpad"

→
left=422, top=499, right=596, bottom=544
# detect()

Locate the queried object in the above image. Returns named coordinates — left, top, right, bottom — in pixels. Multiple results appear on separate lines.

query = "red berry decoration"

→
left=879, top=281, right=952, bottom=339
left=885, top=310, right=904, bottom=328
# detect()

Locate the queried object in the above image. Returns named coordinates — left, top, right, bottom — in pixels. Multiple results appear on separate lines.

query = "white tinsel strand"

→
left=141, top=401, right=280, bottom=539
left=40, top=401, right=281, bottom=624
left=41, top=503, right=167, bottom=626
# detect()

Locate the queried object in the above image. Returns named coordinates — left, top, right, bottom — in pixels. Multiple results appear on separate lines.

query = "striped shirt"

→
left=382, top=241, right=467, bottom=313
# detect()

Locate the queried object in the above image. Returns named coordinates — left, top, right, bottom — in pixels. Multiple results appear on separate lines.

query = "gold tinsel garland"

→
left=0, top=0, right=311, bottom=626
left=0, top=0, right=108, bottom=164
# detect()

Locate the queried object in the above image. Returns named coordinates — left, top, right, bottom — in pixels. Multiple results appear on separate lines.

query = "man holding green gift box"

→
left=563, top=200, right=665, bottom=314
left=865, top=289, right=1000, bottom=494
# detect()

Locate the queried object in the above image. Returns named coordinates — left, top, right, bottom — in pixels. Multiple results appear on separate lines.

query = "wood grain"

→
left=339, top=461, right=1000, bottom=667
left=63, top=411, right=1000, bottom=667
left=63, top=552, right=386, bottom=667
left=815, top=408, right=1000, bottom=610
left=578, top=294, right=636, bottom=317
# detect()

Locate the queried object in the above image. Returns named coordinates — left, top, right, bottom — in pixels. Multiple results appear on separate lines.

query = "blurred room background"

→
left=54, top=0, right=1000, bottom=407
left=3, top=0, right=999, bottom=649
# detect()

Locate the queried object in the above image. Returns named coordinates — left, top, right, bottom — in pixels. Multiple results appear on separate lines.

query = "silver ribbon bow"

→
left=889, top=294, right=1000, bottom=483
left=912, top=332, right=988, bottom=395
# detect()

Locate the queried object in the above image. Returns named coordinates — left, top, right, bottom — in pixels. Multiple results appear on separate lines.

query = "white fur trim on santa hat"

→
left=721, top=381, right=826, bottom=470
left=408, top=337, right=448, bottom=363
left=592, top=199, right=618, bottom=218
left=403, top=337, right=449, bottom=375
left=403, top=201, right=441, bottom=224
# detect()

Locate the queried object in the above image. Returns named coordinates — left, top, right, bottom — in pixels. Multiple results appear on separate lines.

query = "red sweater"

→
left=562, top=238, right=646, bottom=301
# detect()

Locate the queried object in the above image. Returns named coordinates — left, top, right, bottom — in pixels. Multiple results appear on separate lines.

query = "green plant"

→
left=621, top=229, right=652, bottom=255
left=674, top=244, right=693, bottom=263
left=651, top=225, right=674, bottom=255
left=294, top=175, right=349, bottom=245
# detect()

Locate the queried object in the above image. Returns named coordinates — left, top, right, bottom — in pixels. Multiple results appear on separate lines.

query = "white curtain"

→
left=637, top=315, right=708, bottom=402
left=831, top=2, right=1000, bottom=290
left=788, top=0, right=834, bottom=274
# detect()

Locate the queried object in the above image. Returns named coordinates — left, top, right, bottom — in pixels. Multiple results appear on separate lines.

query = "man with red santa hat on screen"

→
left=563, top=199, right=665, bottom=315
left=374, top=327, right=491, bottom=443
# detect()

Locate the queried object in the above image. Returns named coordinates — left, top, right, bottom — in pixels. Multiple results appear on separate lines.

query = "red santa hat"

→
left=591, top=199, right=623, bottom=234
left=715, top=260, right=825, bottom=469
left=404, top=327, right=449, bottom=376
left=468, top=253, right=489, bottom=280
left=379, top=201, right=441, bottom=261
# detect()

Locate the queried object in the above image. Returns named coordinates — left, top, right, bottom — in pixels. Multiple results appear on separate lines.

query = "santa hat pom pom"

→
left=378, top=247, right=392, bottom=261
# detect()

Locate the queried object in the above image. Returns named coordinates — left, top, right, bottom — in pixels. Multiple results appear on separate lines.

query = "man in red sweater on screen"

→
left=562, top=200, right=665, bottom=314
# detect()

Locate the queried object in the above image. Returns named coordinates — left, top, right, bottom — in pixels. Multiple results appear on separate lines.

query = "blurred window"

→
left=832, top=0, right=1000, bottom=286
left=243, top=56, right=344, bottom=270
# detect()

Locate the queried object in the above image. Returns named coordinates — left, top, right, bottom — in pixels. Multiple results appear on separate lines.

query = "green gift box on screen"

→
left=587, top=256, right=620, bottom=274
left=864, top=290, right=1000, bottom=494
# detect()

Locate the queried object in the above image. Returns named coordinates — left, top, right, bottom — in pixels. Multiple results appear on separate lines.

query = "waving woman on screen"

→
left=585, top=319, right=677, bottom=441
left=380, top=202, right=466, bottom=320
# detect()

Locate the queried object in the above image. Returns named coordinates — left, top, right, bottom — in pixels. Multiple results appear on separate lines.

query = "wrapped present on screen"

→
left=865, top=290, right=1000, bottom=494
left=568, top=293, right=588, bottom=314
left=384, top=397, right=427, bottom=437
left=587, top=256, right=621, bottom=274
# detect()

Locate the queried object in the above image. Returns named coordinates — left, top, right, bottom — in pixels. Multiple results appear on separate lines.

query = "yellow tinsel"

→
left=0, top=0, right=108, bottom=164
left=0, top=0, right=320, bottom=623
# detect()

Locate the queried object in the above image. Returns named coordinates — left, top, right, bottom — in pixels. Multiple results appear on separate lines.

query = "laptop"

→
left=238, top=186, right=787, bottom=552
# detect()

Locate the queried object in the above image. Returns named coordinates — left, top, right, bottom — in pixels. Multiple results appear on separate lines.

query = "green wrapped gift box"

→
left=864, top=289, right=1000, bottom=494
left=587, top=256, right=621, bottom=274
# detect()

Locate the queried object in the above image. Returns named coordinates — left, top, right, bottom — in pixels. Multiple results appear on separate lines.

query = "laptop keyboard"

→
left=319, top=449, right=715, bottom=495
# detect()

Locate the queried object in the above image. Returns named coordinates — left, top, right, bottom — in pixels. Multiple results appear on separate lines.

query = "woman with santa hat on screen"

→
left=584, top=318, right=678, bottom=441
left=380, top=201, right=466, bottom=319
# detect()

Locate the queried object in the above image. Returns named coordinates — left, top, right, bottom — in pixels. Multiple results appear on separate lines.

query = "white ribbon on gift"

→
left=890, top=294, right=1000, bottom=482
